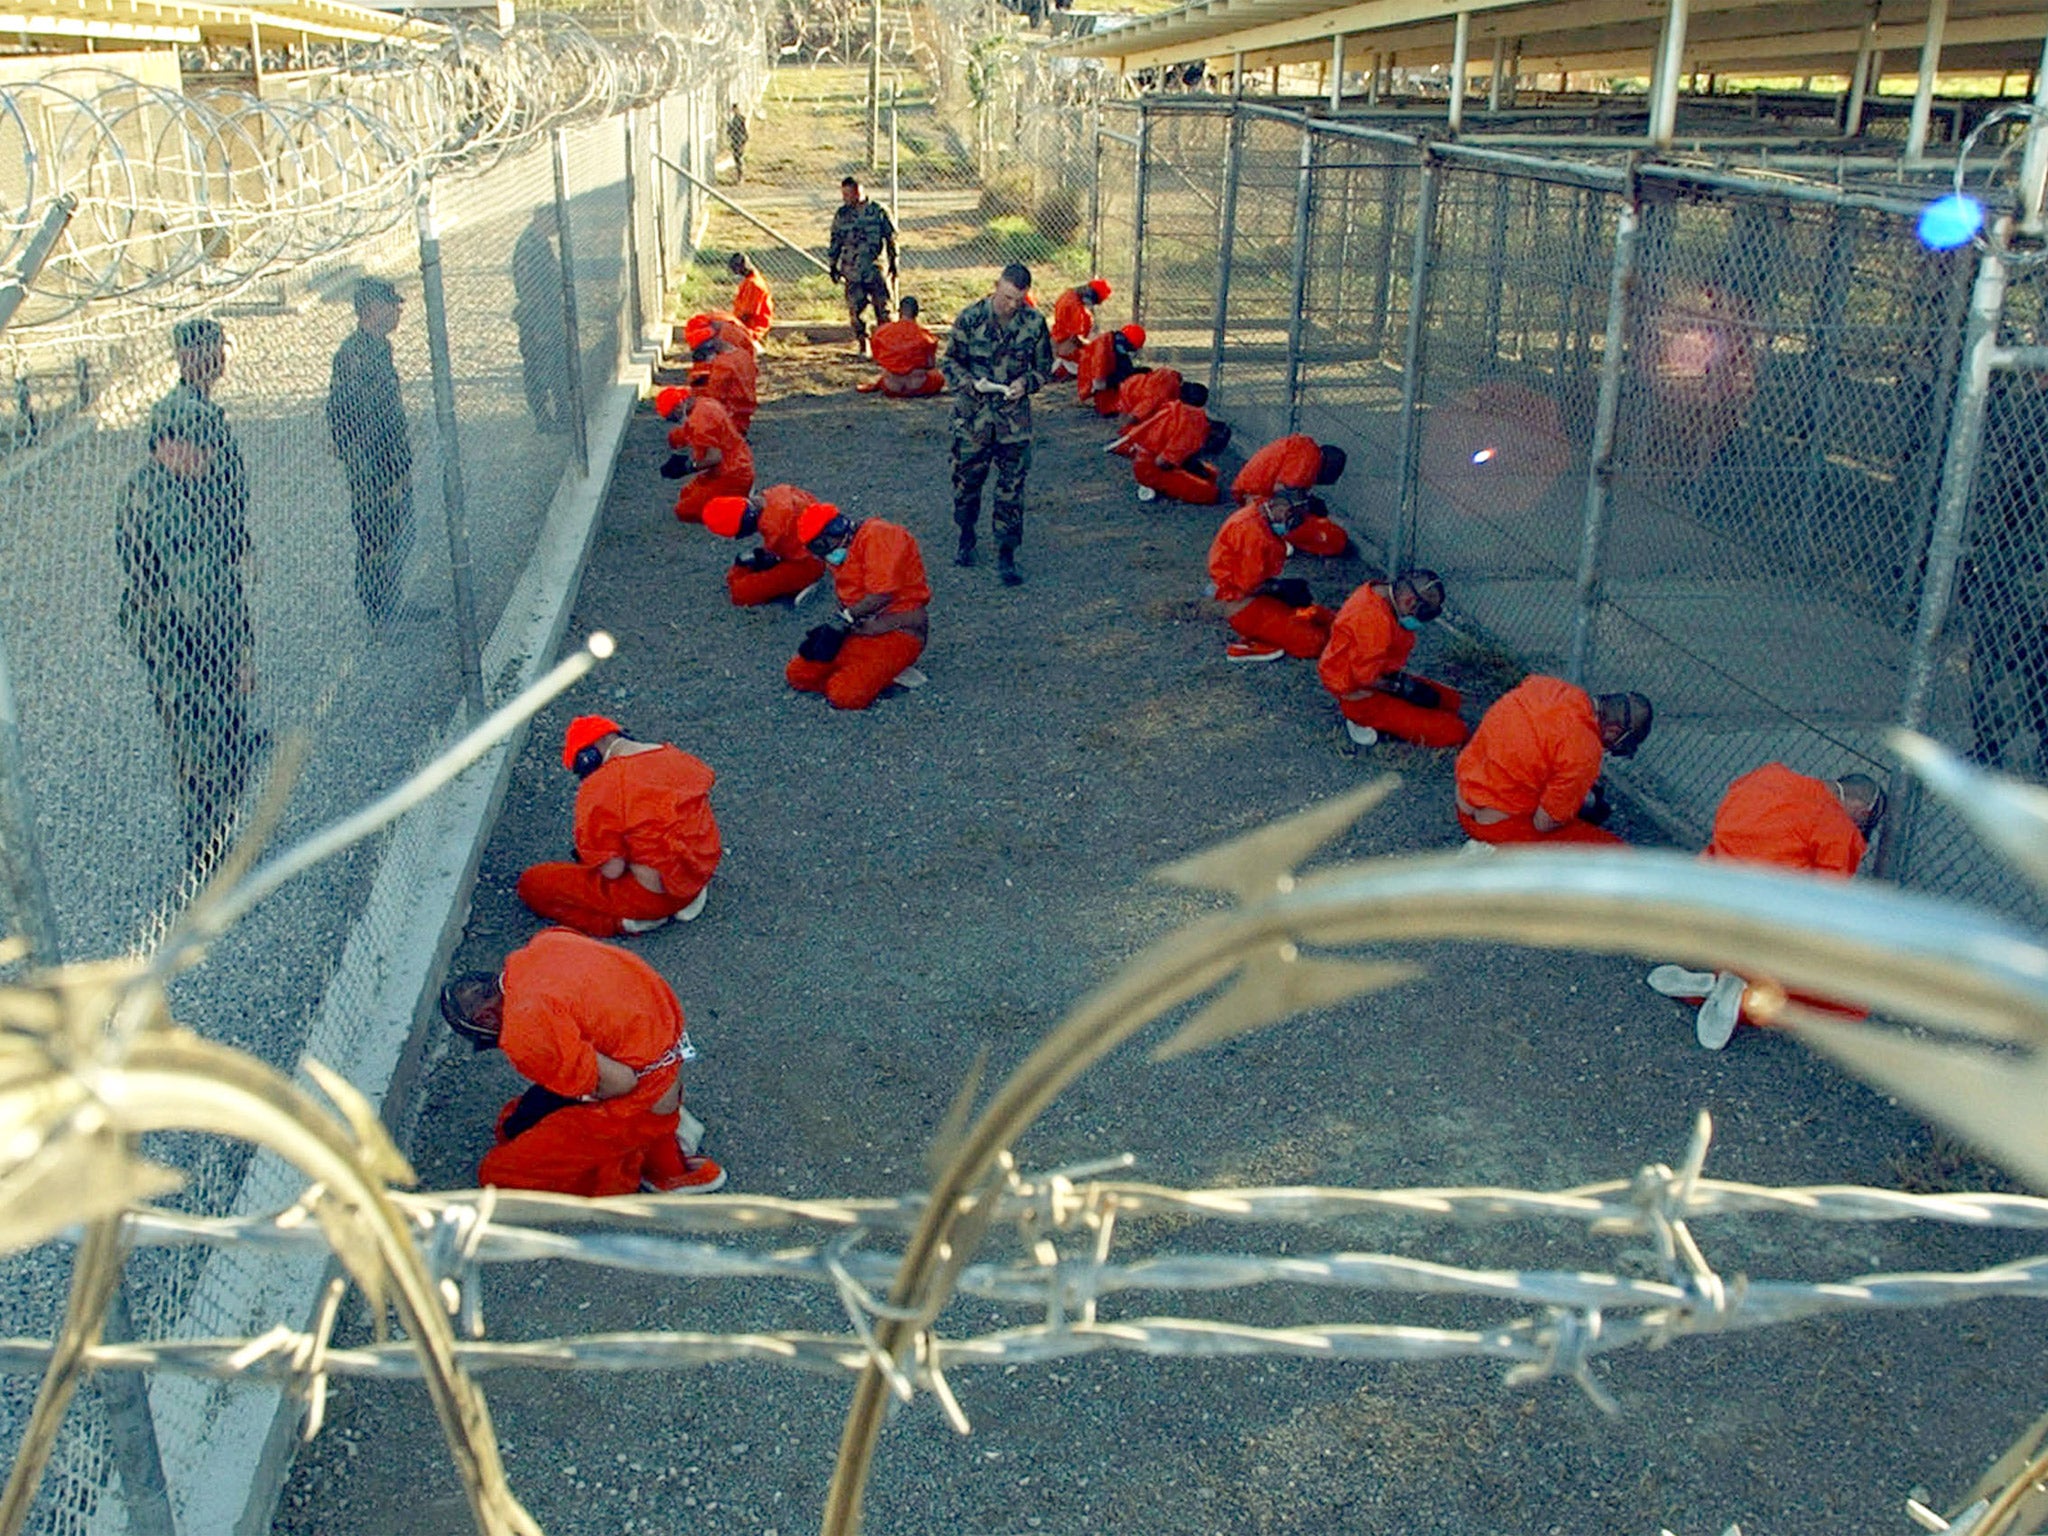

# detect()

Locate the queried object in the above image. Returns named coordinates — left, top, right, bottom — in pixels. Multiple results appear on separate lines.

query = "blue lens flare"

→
left=1917, top=193, right=1984, bottom=252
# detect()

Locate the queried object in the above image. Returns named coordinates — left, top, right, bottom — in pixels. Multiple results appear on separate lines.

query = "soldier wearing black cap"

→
left=326, top=277, right=416, bottom=623
left=149, top=318, right=249, bottom=561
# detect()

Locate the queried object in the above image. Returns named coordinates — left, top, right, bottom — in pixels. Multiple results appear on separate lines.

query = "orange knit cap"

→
left=1086, top=278, right=1111, bottom=302
left=1118, top=324, right=1146, bottom=349
left=683, top=315, right=716, bottom=348
left=702, top=496, right=751, bottom=538
left=562, top=715, right=622, bottom=770
left=796, top=502, right=843, bottom=545
left=654, top=386, right=689, bottom=418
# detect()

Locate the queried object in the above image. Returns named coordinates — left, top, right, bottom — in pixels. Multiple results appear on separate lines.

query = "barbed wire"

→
left=0, top=1, right=768, bottom=336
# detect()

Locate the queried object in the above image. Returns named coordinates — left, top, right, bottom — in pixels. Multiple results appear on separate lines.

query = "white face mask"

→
left=825, top=546, right=849, bottom=567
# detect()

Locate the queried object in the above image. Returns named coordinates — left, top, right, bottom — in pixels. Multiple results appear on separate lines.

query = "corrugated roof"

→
left=0, top=0, right=445, bottom=50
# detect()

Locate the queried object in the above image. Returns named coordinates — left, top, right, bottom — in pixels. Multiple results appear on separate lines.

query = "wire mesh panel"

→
left=1294, top=131, right=1427, bottom=565
left=1132, top=104, right=1228, bottom=374
left=1091, top=102, right=1139, bottom=321
left=565, top=120, right=634, bottom=424
left=1403, top=166, right=1618, bottom=670
left=1597, top=190, right=1969, bottom=842
left=1212, top=111, right=1308, bottom=441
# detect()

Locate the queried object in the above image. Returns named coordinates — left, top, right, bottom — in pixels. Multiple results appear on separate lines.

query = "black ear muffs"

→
left=572, top=746, right=605, bottom=778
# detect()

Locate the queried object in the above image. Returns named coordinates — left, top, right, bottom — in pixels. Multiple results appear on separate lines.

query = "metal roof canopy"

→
left=0, top=0, right=445, bottom=50
left=1056, top=0, right=2048, bottom=83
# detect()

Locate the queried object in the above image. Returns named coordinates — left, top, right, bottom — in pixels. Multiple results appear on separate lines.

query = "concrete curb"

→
left=147, top=371, right=646, bottom=1536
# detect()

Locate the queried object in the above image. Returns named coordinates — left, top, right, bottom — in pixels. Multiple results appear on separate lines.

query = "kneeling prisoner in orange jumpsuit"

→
left=1076, top=324, right=1144, bottom=414
left=1317, top=570, right=1468, bottom=748
left=517, top=716, right=722, bottom=938
left=856, top=296, right=946, bottom=397
left=682, top=334, right=758, bottom=435
left=728, top=252, right=773, bottom=344
left=661, top=392, right=753, bottom=523
left=1646, top=762, right=1885, bottom=1049
left=1233, top=434, right=1353, bottom=558
left=702, top=487, right=826, bottom=605
left=1454, top=676, right=1653, bottom=846
left=784, top=504, right=931, bottom=710
left=1050, top=278, right=1110, bottom=374
left=1206, top=489, right=1335, bottom=662
left=1109, top=381, right=1230, bottom=505
left=439, top=928, right=726, bottom=1196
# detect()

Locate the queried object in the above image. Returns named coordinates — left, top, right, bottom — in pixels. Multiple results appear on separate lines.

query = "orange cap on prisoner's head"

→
left=683, top=315, right=716, bottom=348
left=1086, top=278, right=1111, bottom=303
left=562, top=714, right=622, bottom=771
left=795, top=502, right=844, bottom=546
left=702, top=495, right=751, bottom=538
left=1118, top=324, right=1146, bottom=350
left=654, top=386, right=690, bottom=419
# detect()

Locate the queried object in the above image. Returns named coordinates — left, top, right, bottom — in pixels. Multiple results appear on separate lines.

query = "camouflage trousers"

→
left=843, top=274, right=893, bottom=339
left=952, top=433, right=1031, bottom=552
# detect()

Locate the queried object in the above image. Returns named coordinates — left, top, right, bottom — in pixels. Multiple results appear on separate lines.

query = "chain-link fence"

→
left=1012, top=95, right=2048, bottom=926
left=0, top=14, right=766, bottom=1526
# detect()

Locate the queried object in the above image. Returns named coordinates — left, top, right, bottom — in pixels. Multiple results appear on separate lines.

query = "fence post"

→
left=1879, top=230, right=2009, bottom=878
left=1390, top=146, right=1441, bottom=573
left=1365, top=160, right=1400, bottom=356
left=1206, top=101, right=1244, bottom=399
left=98, top=1285, right=176, bottom=1536
left=550, top=128, right=592, bottom=479
left=651, top=98, right=672, bottom=307
left=1281, top=123, right=1318, bottom=432
left=415, top=185, right=487, bottom=720
left=889, top=81, right=900, bottom=226
left=1567, top=181, right=1642, bottom=686
left=623, top=110, right=646, bottom=349
left=1130, top=101, right=1151, bottom=329
left=1481, top=171, right=1511, bottom=362
left=1087, top=105, right=1103, bottom=279
left=0, top=634, right=58, bottom=967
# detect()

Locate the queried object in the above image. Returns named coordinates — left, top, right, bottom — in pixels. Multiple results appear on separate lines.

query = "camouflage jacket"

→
left=941, top=297, right=1053, bottom=445
left=115, top=460, right=252, bottom=666
left=828, top=200, right=897, bottom=283
left=326, top=328, right=412, bottom=493
left=149, top=382, right=249, bottom=545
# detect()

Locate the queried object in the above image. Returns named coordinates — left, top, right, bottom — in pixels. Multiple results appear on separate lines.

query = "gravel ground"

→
left=268, top=330, right=2045, bottom=1536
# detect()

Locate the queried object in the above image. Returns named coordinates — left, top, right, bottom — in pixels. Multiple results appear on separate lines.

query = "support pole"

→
left=1207, top=102, right=1244, bottom=399
left=1448, top=12, right=1470, bottom=134
left=2018, top=34, right=2048, bottom=235
left=1906, top=0, right=1947, bottom=161
left=889, top=81, right=900, bottom=227
left=651, top=151, right=833, bottom=273
left=1282, top=124, right=1318, bottom=431
left=1567, top=187, right=1642, bottom=685
left=1330, top=33, right=1345, bottom=111
left=1881, top=228, right=2007, bottom=876
left=416, top=185, right=487, bottom=720
left=1648, top=0, right=1690, bottom=148
left=1489, top=36, right=1506, bottom=113
left=1087, top=109, right=1103, bottom=277
left=550, top=132, right=591, bottom=478
left=650, top=97, right=671, bottom=308
left=867, top=0, right=881, bottom=169
left=1390, top=149, right=1442, bottom=572
left=623, top=110, right=646, bottom=347
left=98, top=1286, right=175, bottom=1536
left=1368, top=50, right=1381, bottom=105
left=1843, top=7, right=1878, bottom=137
left=1131, top=102, right=1151, bottom=328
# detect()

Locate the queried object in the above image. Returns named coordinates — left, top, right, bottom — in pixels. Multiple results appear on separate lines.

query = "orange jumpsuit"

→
left=1454, top=675, right=1623, bottom=845
left=477, top=929, right=694, bottom=1197
left=668, top=398, right=754, bottom=523
left=1233, top=434, right=1350, bottom=557
left=860, top=319, right=944, bottom=396
left=690, top=347, right=758, bottom=435
left=689, top=311, right=757, bottom=355
left=516, top=745, right=721, bottom=936
left=1206, top=502, right=1334, bottom=658
left=1700, top=762, right=1870, bottom=1027
left=1124, top=401, right=1221, bottom=505
left=731, top=273, right=773, bottom=343
left=1317, top=585, right=1468, bottom=748
left=727, top=484, right=827, bottom=606
left=1076, top=332, right=1129, bottom=413
left=1050, top=288, right=1096, bottom=361
left=785, top=519, right=930, bottom=709
left=1114, top=368, right=1183, bottom=430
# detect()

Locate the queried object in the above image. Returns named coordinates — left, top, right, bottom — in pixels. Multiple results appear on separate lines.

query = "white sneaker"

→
left=1696, top=971, right=1746, bottom=1050
left=1458, top=839, right=1497, bottom=856
left=1136, top=485, right=1157, bottom=502
left=1225, top=642, right=1285, bottom=663
left=896, top=665, right=928, bottom=689
left=1648, top=964, right=1716, bottom=1000
left=1344, top=720, right=1379, bottom=747
left=675, top=1107, right=706, bottom=1155
left=619, top=914, right=673, bottom=935
left=677, top=886, right=710, bottom=922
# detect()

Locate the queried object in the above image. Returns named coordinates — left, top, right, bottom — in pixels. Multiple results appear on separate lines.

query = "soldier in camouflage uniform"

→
left=327, top=277, right=417, bottom=623
left=149, top=318, right=249, bottom=559
left=827, top=176, right=898, bottom=355
left=941, top=262, right=1054, bottom=587
left=117, top=394, right=261, bottom=870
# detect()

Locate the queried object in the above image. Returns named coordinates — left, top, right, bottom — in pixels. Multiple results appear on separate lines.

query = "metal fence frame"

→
left=1067, top=95, right=2048, bottom=923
